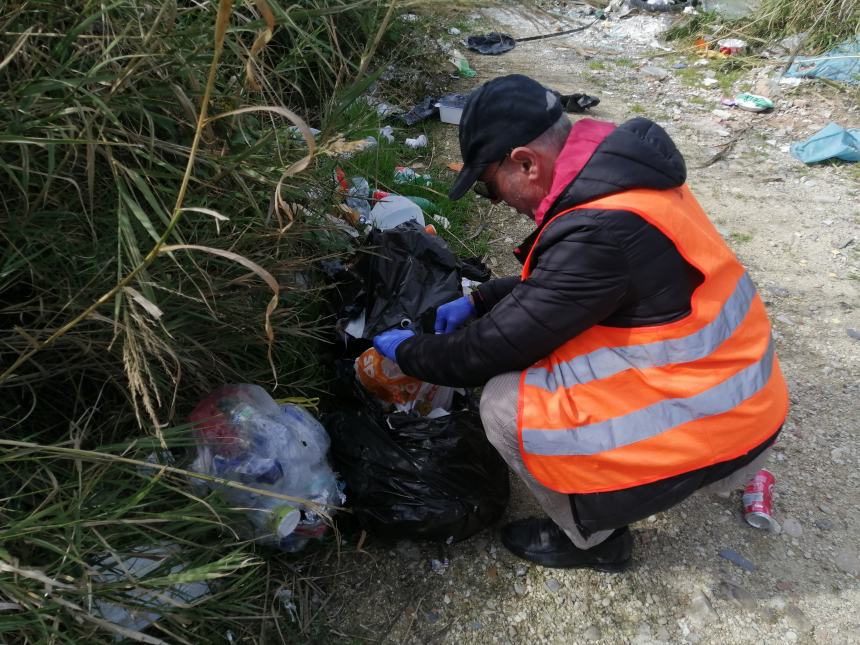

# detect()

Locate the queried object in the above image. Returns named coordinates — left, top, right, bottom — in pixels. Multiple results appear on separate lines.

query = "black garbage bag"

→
left=325, top=402, right=510, bottom=542
left=352, top=220, right=462, bottom=338
left=466, top=32, right=517, bottom=55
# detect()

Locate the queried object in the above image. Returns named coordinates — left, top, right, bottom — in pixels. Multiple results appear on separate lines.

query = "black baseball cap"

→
left=449, top=74, right=564, bottom=200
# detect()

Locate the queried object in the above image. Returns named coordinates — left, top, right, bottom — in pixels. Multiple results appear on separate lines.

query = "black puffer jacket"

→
left=397, top=117, right=702, bottom=386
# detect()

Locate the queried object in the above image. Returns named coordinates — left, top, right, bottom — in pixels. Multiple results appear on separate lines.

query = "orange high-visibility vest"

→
left=518, top=186, right=789, bottom=494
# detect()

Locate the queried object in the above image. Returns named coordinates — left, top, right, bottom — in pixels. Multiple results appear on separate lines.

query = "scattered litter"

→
left=786, top=35, right=860, bottom=85
left=554, top=91, right=600, bottom=113
left=447, top=162, right=464, bottom=172
left=379, top=125, right=394, bottom=144
left=438, top=93, right=469, bottom=124
left=275, top=588, right=298, bottom=622
left=399, top=13, right=419, bottom=22
left=743, top=469, right=776, bottom=530
left=430, top=558, right=451, bottom=575
left=432, top=214, right=451, bottom=230
left=91, top=544, right=210, bottom=635
left=448, top=48, right=477, bottom=77
left=702, top=78, right=720, bottom=87
left=629, top=0, right=691, bottom=13
left=779, top=76, right=803, bottom=87
left=790, top=123, right=860, bottom=164
left=394, top=166, right=433, bottom=186
left=405, top=134, right=428, bottom=149
left=720, top=97, right=736, bottom=106
left=189, top=384, right=343, bottom=552
left=465, top=32, right=516, bottom=55
left=674, top=62, right=688, bottom=69
left=369, top=194, right=425, bottom=230
left=402, top=96, right=438, bottom=126
left=719, top=548, right=757, bottom=572
left=718, top=38, right=747, bottom=56
left=734, top=92, right=773, bottom=113
left=448, top=27, right=461, bottom=36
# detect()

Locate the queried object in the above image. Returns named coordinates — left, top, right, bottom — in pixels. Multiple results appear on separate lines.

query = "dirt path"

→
left=310, top=6, right=859, bottom=644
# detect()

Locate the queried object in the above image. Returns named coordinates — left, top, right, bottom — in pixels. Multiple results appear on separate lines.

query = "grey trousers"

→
left=479, top=371, right=771, bottom=549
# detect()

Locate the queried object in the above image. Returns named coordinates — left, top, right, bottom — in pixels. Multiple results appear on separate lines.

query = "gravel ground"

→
left=300, top=6, right=859, bottom=644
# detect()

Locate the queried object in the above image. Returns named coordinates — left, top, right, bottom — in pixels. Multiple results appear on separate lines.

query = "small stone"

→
left=786, top=630, right=798, bottom=642
left=783, top=518, right=803, bottom=538
left=786, top=606, right=813, bottom=634
left=686, top=591, right=718, bottom=625
left=545, top=578, right=561, bottom=593
left=776, top=314, right=796, bottom=326
left=835, top=549, right=859, bottom=576
left=513, top=581, right=526, bottom=596
left=468, top=620, right=482, bottom=631
left=719, top=580, right=756, bottom=611
left=831, top=447, right=849, bottom=464
left=846, top=328, right=860, bottom=341
left=769, top=286, right=791, bottom=297
left=504, top=236, right=514, bottom=244
left=425, top=611, right=441, bottom=624
left=515, top=566, right=527, bottom=577
left=814, top=519, right=833, bottom=530
left=486, top=565, right=498, bottom=581
left=655, top=626, right=671, bottom=642
left=584, top=625, right=602, bottom=641
left=508, top=626, right=517, bottom=638
left=643, top=65, right=670, bottom=80
left=703, top=78, right=720, bottom=87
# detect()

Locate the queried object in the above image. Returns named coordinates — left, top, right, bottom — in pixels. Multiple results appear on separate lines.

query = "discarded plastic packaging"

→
left=91, top=544, right=210, bottom=636
left=369, top=194, right=425, bottom=230
left=718, top=38, right=747, bottom=55
left=355, top=347, right=454, bottom=415
left=402, top=96, right=438, bottom=126
left=786, top=35, right=860, bottom=85
left=189, top=384, right=343, bottom=552
left=438, top=93, right=469, bottom=125
left=448, top=27, right=461, bottom=36
left=405, top=134, right=428, bottom=149
left=379, top=125, right=394, bottom=144
left=465, top=32, right=516, bottom=55
left=734, top=92, right=773, bottom=112
left=432, top=214, right=451, bottom=230
left=790, top=123, right=860, bottom=164
left=448, top=48, right=477, bottom=78
left=394, top=166, right=433, bottom=186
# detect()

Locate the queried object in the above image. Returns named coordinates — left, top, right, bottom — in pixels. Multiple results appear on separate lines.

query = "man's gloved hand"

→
left=434, top=295, right=476, bottom=334
left=373, top=329, right=415, bottom=362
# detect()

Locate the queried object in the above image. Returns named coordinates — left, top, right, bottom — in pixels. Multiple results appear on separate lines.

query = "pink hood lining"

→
left=533, top=118, right=617, bottom=226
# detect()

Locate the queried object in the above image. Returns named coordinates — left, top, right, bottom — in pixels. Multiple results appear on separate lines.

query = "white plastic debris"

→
left=379, top=125, right=395, bottom=144
left=432, top=214, right=451, bottom=230
left=405, top=134, right=428, bottom=149
left=448, top=27, right=461, bottom=35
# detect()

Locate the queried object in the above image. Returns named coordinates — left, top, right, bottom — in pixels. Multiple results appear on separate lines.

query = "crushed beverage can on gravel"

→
left=743, top=469, right=776, bottom=529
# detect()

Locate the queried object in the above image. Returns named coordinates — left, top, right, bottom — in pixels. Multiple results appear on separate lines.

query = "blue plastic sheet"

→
left=790, top=123, right=860, bottom=164
left=786, top=36, right=860, bottom=85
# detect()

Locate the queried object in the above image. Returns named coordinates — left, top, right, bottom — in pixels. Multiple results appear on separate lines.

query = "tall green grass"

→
left=0, top=0, right=446, bottom=641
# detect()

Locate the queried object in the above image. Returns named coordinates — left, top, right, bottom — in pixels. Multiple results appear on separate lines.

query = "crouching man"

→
left=373, top=75, right=788, bottom=571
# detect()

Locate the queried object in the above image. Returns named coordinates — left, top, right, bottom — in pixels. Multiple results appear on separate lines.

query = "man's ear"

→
left=510, top=146, right=541, bottom=180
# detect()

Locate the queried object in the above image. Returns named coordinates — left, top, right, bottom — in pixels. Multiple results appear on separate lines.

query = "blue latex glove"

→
left=373, top=329, right=415, bottom=361
left=434, top=295, right=476, bottom=334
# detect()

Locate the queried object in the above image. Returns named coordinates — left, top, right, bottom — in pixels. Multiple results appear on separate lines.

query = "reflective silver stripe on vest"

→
left=524, top=272, right=757, bottom=392
left=522, top=338, right=775, bottom=457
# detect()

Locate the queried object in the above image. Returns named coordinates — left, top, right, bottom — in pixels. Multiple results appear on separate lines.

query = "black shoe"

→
left=501, top=517, right=632, bottom=571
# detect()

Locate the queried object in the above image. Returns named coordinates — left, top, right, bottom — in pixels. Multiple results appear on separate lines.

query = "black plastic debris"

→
left=555, top=91, right=601, bottom=113
left=401, top=96, right=439, bottom=126
left=325, top=382, right=510, bottom=542
left=465, top=32, right=517, bottom=55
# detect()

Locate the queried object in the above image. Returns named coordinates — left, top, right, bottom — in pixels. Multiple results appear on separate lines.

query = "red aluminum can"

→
left=742, top=469, right=776, bottom=529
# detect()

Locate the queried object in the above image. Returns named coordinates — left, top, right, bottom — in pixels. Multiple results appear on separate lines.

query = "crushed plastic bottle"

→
left=394, top=166, right=433, bottom=186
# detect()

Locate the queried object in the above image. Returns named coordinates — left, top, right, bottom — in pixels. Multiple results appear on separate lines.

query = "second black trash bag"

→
left=325, top=404, right=510, bottom=542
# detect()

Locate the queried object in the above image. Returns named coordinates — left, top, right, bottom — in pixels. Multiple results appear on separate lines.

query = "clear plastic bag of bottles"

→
left=189, top=384, right=344, bottom=552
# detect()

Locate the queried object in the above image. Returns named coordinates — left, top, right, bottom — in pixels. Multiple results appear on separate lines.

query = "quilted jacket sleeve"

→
left=395, top=213, right=631, bottom=387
